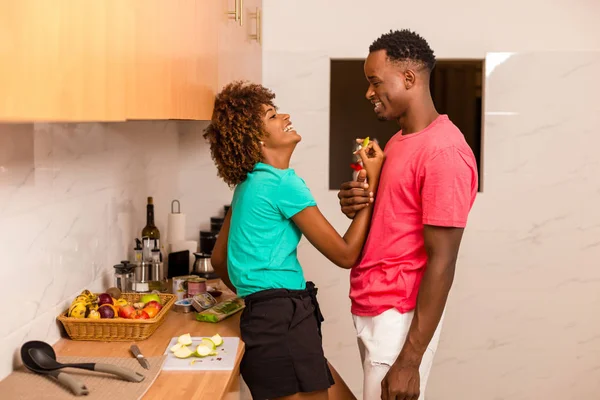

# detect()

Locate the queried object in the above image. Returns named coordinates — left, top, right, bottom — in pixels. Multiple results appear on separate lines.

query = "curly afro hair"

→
left=369, top=29, right=436, bottom=71
left=204, top=81, right=277, bottom=187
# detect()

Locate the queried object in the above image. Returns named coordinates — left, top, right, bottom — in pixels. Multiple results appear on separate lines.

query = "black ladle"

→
left=26, top=341, right=145, bottom=383
left=21, top=342, right=89, bottom=396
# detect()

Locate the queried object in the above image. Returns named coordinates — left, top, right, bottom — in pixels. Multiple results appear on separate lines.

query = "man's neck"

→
left=398, top=94, right=439, bottom=135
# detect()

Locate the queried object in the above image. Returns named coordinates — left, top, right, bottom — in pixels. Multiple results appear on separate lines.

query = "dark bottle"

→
left=141, top=197, right=160, bottom=260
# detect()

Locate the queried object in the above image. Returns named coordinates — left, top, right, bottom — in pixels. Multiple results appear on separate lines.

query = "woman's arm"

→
left=210, top=208, right=236, bottom=293
left=292, top=140, right=384, bottom=269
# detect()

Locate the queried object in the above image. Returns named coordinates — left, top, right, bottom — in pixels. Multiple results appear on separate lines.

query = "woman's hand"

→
left=355, top=138, right=385, bottom=185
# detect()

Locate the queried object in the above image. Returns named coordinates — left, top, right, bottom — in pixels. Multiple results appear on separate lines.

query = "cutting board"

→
left=162, top=336, right=240, bottom=371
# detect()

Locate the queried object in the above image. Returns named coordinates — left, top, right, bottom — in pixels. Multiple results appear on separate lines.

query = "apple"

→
left=98, top=304, right=115, bottom=319
left=98, top=293, right=114, bottom=306
left=133, top=310, right=150, bottom=319
left=118, top=305, right=136, bottom=319
left=140, top=293, right=160, bottom=305
left=145, top=300, right=163, bottom=311
left=142, top=306, right=159, bottom=318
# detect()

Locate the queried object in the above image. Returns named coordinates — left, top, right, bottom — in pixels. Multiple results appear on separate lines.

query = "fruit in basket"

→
left=133, top=302, right=145, bottom=310
left=116, top=298, right=129, bottom=308
left=88, top=310, right=101, bottom=319
left=68, top=302, right=87, bottom=318
left=133, top=310, right=150, bottom=319
left=80, top=289, right=97, bottom=302
left=142, top=306, right=159, bottom=319
left=73, top=295, right=90, bottom=304
left=98, top=293, right=114, bottom=306
left=118, top=304, right=136, bottom=319
left=145, top=300, right=163, bottom=311
left=140, top=293, right=161, bottom=305
left=178, top=333, right=193, bottom=346
left=98, top=304, right=115, bottom=319
left=106, top=287, right=121, bottom=299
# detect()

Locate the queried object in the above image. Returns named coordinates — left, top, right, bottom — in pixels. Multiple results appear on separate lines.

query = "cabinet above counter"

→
left=0, top=0, right=262, bottom=122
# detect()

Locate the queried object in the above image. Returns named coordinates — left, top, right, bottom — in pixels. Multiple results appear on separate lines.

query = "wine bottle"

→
left=141, top=197, right=160, bottom=260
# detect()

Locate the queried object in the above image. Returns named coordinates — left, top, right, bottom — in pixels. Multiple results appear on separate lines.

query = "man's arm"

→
left=381, top=225, right=464, bottom=400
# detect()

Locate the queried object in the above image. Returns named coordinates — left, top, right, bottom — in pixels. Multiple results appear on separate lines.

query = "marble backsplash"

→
left=0, top=120, right=233, bottom=380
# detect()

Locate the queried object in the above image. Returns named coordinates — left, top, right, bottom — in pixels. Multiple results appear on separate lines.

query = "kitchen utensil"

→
left=167, top=250, right=190, bottom=278
left=21, top=342, right=89, bottom=396
left=129, top=345, right=150, bottom=370
left=113, top=261, right=134, bottom=292
left=162, top=337, right=240, bottom=371
left=193, top=252, right=218, bottom=279
left=167, top=200, right=186, bottom=243
left=26, top=341, right=145, bottom=382
left=199, top=230, right=217, bottom=254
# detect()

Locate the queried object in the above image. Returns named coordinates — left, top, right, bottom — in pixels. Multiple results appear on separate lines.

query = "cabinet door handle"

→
left=227, top=0, right=243, bottom=26
left=249, top=7, right=261, bottom=45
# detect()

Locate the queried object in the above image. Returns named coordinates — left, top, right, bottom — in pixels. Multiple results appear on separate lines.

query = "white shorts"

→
left=353, top=308, right=444, bottom=400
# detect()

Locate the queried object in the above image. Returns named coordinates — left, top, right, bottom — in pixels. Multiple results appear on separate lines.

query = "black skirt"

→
left=240, top=282, right=334, bottom=400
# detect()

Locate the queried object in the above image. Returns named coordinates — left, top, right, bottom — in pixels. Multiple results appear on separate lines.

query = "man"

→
left=338, top=30, right=478, bottom=400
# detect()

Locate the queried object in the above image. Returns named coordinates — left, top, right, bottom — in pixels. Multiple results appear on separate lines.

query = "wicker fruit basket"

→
left=57, top=293, right=176, bottom=341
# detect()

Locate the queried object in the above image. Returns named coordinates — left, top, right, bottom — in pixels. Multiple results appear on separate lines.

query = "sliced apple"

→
left=201, top=338, right=216, bottom=350
left=177, top=333, right=193, bottom=346
left=170, top=343, right=183, bottom=353
left=174, top=346, right=194, bottom=359
left=210, top=334, right=224, bottom=347
left=195, top=345, right=213, bottom=357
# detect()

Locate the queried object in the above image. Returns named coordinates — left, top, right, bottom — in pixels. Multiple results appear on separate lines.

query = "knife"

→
left=130, top=344, right=150, bottom=370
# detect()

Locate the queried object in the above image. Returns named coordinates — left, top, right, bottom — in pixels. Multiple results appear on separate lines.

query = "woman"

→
left=204, top=81, right=383, bottom=400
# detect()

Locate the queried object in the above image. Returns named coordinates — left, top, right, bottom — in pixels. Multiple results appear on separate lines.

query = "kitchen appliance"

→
left=129, top=345, right=150, bottom=370
left=199, top=230, right=217, bottom=254
left=113, top=261, right=134, bottom=292
left=193, top=252, right=218, bottom=279
left=134, top=260, right=151, bottom=283
left=210, top=216, right=224, bottom=233
left=167, top=250, right=191, bottom=278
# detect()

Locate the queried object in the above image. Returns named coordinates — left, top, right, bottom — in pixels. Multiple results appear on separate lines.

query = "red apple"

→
left=97, top=293, right=113, bottom=306
left=118, top=305, right=136, bottom=319
left=145, top=300, right=163, bottom=311
left=133, top=310, right=149, bottom=320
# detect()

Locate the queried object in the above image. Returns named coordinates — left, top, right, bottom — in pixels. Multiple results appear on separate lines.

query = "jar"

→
left=113, top=261, right=134, bottom=292
left=186, top=277, right=207, bottom=297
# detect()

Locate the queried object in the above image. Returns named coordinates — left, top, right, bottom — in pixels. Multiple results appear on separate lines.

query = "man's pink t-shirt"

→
left=350, top=115, right=478, bottom=316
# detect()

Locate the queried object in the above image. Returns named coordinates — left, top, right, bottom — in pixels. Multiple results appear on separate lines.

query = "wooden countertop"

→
left=53, top=284, right=244, bottom=400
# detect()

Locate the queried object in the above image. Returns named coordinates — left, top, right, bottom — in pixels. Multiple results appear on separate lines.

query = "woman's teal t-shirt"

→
left=227, top=162, right=316, bottom=297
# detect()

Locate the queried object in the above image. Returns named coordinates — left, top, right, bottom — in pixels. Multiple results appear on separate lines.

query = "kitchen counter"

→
left=55, top=282, right=244, bottom=400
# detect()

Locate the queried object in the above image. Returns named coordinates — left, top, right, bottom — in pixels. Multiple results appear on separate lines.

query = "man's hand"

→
left=381, top=361, right=420, bottom=400
left=337, top=169, right=373, bottom=219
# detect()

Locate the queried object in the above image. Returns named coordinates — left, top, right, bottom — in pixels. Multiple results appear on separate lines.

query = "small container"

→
left=191, top=293, right=217, bottom=312
left=186, top=277, right=207, bottom=297
left=134, top=260, right=151, bottom=283
left=132, top=281, right=150, bottom=293
left=174, top=298, right=193, bottom=313
left=172, top=275, right=198, bottom=301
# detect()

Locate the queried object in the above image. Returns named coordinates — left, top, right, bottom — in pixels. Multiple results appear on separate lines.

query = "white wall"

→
left=0, top=121, right=232, bottom=380
left=262, top=1, right=600, bottom=398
